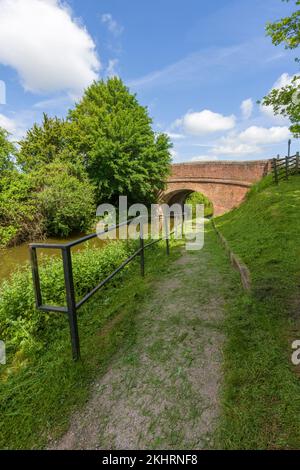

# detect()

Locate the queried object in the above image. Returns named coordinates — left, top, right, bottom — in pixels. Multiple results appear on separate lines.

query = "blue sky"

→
left=0, top=0, right=297, bottom=162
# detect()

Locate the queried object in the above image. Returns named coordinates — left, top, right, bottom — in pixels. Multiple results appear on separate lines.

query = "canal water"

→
left=0, top=234, right=106, bottom=283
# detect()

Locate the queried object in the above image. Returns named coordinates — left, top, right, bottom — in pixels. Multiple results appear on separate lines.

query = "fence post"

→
left=285, top=156, right=289, bottom=180
left=62, top=246, right=80, bottom=361
left=29, top=246, right=42, bottom=308
left=296, top=152, right=300, bottom=174
left=164, top=216, right=170, bottom=256
left=273, top=158, right=279, bottom=184
left=139, top=222, right=145, bottom=277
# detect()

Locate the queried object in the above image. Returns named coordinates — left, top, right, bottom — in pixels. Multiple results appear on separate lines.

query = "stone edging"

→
left=211, top=219, right=251, bottom=292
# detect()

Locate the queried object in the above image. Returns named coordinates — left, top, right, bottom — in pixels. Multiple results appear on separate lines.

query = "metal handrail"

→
left=29, top=216, right=172, bottom=360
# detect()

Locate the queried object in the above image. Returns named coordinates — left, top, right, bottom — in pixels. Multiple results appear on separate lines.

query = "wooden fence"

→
left=272, top=153, right=300, bottom=184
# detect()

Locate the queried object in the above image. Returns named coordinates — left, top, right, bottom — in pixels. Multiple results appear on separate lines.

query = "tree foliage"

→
left=262, top=0, right=300, bottom=136
left=17, top=113, right=76, bottom=172
left=0, top=127, right=15, bottom=175
left=2, top=78, right=172, bottom=247
left=266, top=0, right=300, bottom=50
left=68, top=78, right=172, bottom=205
left=31, top=161, right=95, bottom=237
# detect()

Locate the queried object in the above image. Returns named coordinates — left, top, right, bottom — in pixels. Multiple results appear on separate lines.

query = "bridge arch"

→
left=162, top=160, right=271, bottom=216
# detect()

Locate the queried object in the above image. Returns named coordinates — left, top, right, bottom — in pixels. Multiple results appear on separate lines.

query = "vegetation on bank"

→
left=0, top=78, right=172, bottom=248
left=0, top=238, right=177, bottom=449
left=215, top=174, right=300, bottom=449
left=185, top=191, right=214, bottom=218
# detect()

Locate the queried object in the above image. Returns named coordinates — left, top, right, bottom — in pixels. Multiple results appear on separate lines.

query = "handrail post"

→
left=296, top=152, right=300, bottom=174
left=273, top=158, right=278, bottom=185
left=29, top=246, right=43, bottom=308
left=62, top=246, right=80, bottom=361
left=285, top=156, right=289, bottom=180
left=139, top=222, right=145, bottom=277
left=164, top=215, right=170, bottom=256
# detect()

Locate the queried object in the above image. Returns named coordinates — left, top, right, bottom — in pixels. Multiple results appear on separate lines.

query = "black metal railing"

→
left=29, top=217, right=171, bottom=361
left=272, top=152, right=300, bottom=184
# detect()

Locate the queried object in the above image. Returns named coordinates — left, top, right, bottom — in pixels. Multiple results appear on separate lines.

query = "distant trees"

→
left=262, top=0, right=300, bottom=136
left=0, top=77, right=172, bottom=247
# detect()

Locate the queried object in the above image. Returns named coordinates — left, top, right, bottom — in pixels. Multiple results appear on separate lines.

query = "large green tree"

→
left=262, top=0, right=300, bottom=136
left=0, top=127, right=15, bottom=175
left=68, top=77, right=172, bottom=205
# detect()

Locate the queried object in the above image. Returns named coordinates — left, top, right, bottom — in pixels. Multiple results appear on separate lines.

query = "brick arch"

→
left=162, top=160, right=271, bottom=216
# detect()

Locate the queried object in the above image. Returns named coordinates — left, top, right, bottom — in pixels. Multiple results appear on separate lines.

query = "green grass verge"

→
left=214, top=174, right=300, bottom=449
left=0, top=240, right=182, bottom=449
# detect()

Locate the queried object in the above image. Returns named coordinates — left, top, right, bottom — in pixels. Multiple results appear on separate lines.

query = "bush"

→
left=0, top=162, right=96, bottom=247
left=31, top=161, right=96, bottom=237
left=185, top=192, right=214, bottom=218
left=0, top=240, right=137, bottom=357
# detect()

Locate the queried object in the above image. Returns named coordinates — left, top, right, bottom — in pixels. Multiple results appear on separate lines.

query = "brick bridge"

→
left=162, top=160, right=272, bottom=215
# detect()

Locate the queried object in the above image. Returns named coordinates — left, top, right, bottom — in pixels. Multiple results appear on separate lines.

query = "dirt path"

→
left=51, top=235, right=231, bottom=450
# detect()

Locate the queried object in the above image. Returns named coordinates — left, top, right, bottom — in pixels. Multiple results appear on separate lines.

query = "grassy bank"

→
left=0, top=239, right=181, bottom=449
left=215, top=174, right=300, bottom=449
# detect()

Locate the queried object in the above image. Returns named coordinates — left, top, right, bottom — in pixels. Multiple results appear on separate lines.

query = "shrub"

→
left=0, top=240, right=137, bottom=357
left=185, top=192, right=214, bottom=218
left=31, top=161, right=96, bottom=237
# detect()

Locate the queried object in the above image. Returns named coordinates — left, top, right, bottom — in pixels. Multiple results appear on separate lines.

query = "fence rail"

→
left=29, top=217, right=172, bottom=361
left=272, top=152, right=300, bottom=184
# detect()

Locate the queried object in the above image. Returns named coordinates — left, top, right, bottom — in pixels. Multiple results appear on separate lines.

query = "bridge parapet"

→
left=163, top=159, right=272, bottom=216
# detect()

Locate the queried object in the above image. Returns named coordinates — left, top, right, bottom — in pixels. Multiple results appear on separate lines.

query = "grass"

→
left=214, top=174, right=300, bottom=449
left=0, top=240, right=182, bottom=449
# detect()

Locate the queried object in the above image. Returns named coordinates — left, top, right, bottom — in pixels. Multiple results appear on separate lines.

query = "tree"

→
left=0, top=127, right=15, bottom=175
left=31, top=161, right=95, bottom=237
left=68, top=77, right=172, bottom=205
left=17, top=113, right=77, bottom=172
left=262, top=0, right=300, bottom=136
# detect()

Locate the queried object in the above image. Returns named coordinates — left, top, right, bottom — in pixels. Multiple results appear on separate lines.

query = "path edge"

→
left=211, top=219, right=251, bottom=292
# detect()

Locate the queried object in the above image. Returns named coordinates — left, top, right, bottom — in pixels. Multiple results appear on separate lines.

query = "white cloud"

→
left=241, top=98, right=253, bottom=120
left=101, top=13, right=123, bottom=36
left=0, top=0, right=100, bottom=94
left=0, top=113, right=16, bottom=134
left=212, top=126, right=291, bottom=156
left=260, top=73, right=297, bottom=121
left=106, top=59, right=119, bottom=77
left=213, top=141, right=260, bottom=156
left=0, top=112, right=27, bottom=140
left=239, top=126, right=290, bottom=145
left=191, top=155, right=219, bottom=161
left=167, top=132, right=186, bottom=140
left=176, top=109, right=236, bottom=136
left=273, top=72, right=295, bottom=89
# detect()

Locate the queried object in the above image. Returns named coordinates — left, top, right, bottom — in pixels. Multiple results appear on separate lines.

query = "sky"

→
left=0, top=0, right=298, bottom=163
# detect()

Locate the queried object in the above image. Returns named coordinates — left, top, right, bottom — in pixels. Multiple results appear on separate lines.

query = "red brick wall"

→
left=170, top=160, right=271, bottom=183
left=164, top=160, right=272, bottom=215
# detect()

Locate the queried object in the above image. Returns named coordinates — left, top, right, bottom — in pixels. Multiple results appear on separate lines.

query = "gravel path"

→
left=50, top=235, right=230, bottom=450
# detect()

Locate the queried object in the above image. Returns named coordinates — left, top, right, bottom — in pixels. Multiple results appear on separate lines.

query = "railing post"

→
left=164, top=215, right=170, bottom=256
left=62, top=246, right=80, bottom=361
left=285, top=156, right=289, bottom=180
left=273, top=158, right=278, bottom=185
left=29, top=246, right=42, bottom=308
left=139, top=222, right=145, bottom=277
